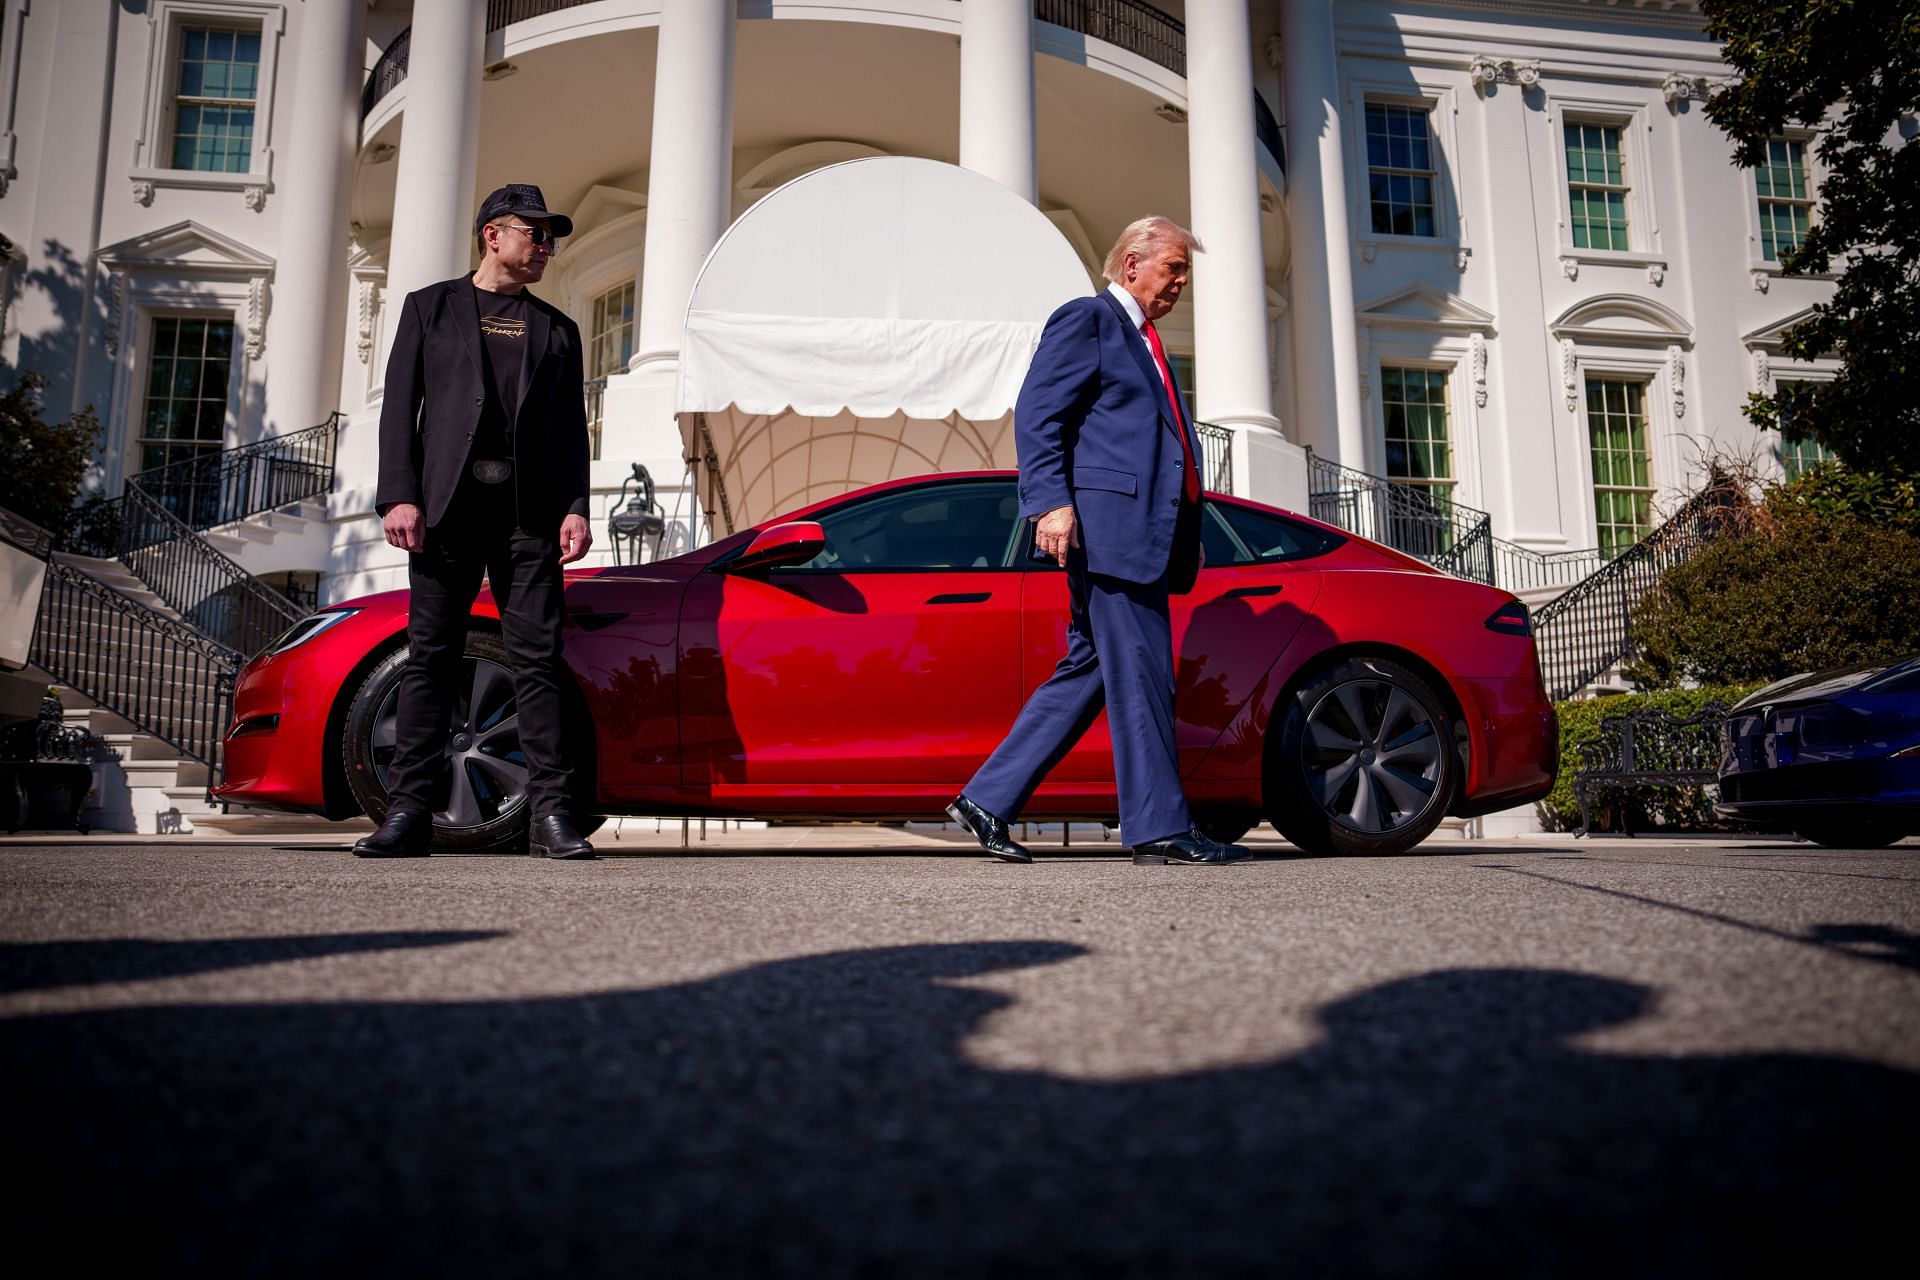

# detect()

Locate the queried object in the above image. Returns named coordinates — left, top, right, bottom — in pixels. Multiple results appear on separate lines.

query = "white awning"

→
left=676, top=156, right=1092, bottom=532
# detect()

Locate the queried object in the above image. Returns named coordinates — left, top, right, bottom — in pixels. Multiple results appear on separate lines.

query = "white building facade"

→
left=1, top=0, right=1837, bottom=604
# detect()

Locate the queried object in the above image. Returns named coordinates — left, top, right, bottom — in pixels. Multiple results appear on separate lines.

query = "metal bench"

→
left=0, top=697, right=117, bottom=834
left=1575, top=702, right=1729, bottom=836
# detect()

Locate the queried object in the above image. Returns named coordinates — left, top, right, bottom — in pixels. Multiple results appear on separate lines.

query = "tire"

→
left=1795, top=819, right=1907, bottom=850
left=342, top=631, right=598, bottom=854
left=1266, top=655, right=1458, bottom=857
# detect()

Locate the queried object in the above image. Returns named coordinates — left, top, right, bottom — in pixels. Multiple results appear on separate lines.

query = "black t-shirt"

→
left=472, top=281, right=534, bottom=459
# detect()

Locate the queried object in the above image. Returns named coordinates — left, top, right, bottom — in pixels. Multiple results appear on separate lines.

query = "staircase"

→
left=22, top=416, right=340, bottom=833
left=1302, top=454, right=1748, bottom=703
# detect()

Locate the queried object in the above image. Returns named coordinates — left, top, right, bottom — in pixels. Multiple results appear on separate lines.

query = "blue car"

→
left=1718, top=654, right=1920, bottom=848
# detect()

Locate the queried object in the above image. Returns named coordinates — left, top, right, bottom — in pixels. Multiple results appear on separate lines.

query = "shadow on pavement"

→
left=2, top=940, right=1911, bottom=1276
left=0, top=931, right=506, bottom=996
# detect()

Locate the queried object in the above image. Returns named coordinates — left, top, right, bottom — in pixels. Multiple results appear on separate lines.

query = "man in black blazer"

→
left=353, top=184, right=596, bottom=860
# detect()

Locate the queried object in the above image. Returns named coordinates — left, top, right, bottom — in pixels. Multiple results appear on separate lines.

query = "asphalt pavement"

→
left=3, top=829, right=1916, bottom=1278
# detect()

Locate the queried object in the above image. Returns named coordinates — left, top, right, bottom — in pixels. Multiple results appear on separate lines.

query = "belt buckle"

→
left=471, top=459, right=512, bottom=485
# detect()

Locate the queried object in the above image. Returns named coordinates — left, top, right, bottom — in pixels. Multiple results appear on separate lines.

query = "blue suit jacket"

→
left=1014, top=290, right=1204, bottom=585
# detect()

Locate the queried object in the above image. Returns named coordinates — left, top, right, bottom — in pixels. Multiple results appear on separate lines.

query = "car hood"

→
left=1733, top=654, right=1920, bottom=711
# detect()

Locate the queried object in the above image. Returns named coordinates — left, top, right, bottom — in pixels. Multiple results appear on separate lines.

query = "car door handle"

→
left=1222, top=584, right=1283, bottom=599
left=926, top=592, right=992, bottom=605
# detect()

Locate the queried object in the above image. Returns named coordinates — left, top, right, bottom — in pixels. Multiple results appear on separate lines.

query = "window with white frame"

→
left=1366, top=102, right=1437, bottom=238
left=138, top=314, right=234, bottom=471
left=170, top=25, right=261, bottom=173
left=1381, top=366, right=1454, bottom=494
left=584, top=280, right=634, bottom=460
left=1564, top=121, right=1631, bottom=252
left=1585, top=376, right=1654, bottom=557
left=1773, top=379, right=1835, bottom=479
left=1754, top=138, right=1814, bottom=263
left=1168, top=353, right=1197, bottom=424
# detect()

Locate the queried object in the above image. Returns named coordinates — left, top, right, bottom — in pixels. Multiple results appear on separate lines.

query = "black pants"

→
left=384, top=482, right=573, bottom=821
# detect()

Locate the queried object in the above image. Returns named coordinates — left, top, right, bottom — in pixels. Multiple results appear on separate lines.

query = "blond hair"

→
left=1101, top=216, right=1203, bottom=283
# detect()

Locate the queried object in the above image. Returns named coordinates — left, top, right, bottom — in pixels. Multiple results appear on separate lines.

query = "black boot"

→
left=529, top=813, right=596, bottom=860
left=353, top=808, right=434, bottom=858
left=946, top=794, right=1033, bottom=863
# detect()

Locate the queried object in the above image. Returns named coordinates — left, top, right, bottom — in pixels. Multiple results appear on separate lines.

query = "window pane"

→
left=795, top=482, right=1021, bottom=571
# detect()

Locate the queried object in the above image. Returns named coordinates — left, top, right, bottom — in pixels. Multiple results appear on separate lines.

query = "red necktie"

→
left=1144, top=321, right=1202, bottom=502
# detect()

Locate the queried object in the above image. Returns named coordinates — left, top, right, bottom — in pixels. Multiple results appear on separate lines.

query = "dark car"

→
left=1718, top=654, right=1920, bottom=847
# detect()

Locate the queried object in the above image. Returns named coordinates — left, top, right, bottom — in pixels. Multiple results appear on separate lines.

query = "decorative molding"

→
left=1561, top=338, right=1578, bottom=412
left=1646, top=261, right=1665, bottom=286
left=1751, top=270, right=1770, bottom=293
left=1359, top=241, right=1377, bottom=264
left=1355, top=281, right=1497, bottom=335
left=1752, top=348, right=1769, bottom=391
left=245, top=277, right=269, bottom=359
left=1549, top=293, right=1693, bottom=346
left=130, top=179, right=155, bottom=207
left=1668, top=344, right=1686, bottom=419
left=1560, top=256, right=1579, bottom=281
left=1661, top=72, right=1714, bottom=109
left=1265, top=34, right=1284, bottom=70
left=0, top=238, right=23, bottom=339
left=1357, top=325, right=1372, bottom=403
left=104, top=273, right=127, bottom=358
left=1469, top=55, right=1541, bottom=94
left=243, top=183, right=268, bottom=212
left=1470, top=332, right=1488, bottom=407
left=1454, top=246, right=1471, bottom=273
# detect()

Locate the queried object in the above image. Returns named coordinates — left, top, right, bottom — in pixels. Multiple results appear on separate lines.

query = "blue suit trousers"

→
left=963, top=544, right=1192, bottom=846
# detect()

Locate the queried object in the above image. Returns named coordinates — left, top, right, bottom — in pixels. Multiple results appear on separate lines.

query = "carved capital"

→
left=1471, top=56, right=1541, bottom=94
left=1661, top=72, right=1712, bottom=109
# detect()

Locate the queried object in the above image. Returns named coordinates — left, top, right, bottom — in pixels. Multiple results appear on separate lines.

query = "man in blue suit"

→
left=948, top=217, right=1252, bottom=866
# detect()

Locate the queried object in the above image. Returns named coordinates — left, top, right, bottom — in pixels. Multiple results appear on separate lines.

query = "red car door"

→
left=679, top=478, right=1025, bottom=786
left=1018, top=502, right=1326, bottom=790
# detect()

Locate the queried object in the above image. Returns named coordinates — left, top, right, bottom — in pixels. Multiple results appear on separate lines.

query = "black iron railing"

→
left=1195, top=421, right=1233, bottom=493
left=28, top=558, right=240, bottom=768
left=1532, top=475, right=1747, bottom=701
left=1306, top=451, right=1495, bottom=584
left=362, top=2, right=1267, bottom=145
left=118, top=484, right=306, bottom=659
left=1490, top=538, right=1605, bottom=594
left=130, top=414, right=339, bottom=542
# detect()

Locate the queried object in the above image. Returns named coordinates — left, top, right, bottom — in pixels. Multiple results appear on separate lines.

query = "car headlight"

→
left=266, top=609, right=360, bottom=655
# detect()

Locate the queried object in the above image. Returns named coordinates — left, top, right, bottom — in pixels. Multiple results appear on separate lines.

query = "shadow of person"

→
left=2, top=946, right=1911, bottom=1277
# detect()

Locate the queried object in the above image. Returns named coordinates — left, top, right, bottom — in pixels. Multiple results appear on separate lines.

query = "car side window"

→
left=788, top=481, right=1023, bottom=571
left=1217, top=504, right=1344, bottom=562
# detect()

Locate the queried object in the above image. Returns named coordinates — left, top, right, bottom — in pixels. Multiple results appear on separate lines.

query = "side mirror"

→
left=725, top=521, right=826, bottom=573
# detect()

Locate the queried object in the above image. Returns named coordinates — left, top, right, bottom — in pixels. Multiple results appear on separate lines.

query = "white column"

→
left=266, top=0, right=365, bottom=432
left=959, top=0, right=1036, bottom=203
left=1186, top=0, right=1282, bottom=439
left=633, top=0, right=735, bottom=373
left=1279, top=0, right=1365, bottom=464
left=381, top=0, right=484, bottom=338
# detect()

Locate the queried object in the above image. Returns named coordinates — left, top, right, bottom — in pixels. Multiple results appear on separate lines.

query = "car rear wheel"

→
left=1795, top=818, right=1908, bottom=850
left=1267, top=655, right=1458, bottom=857
left=342, top=631, right=595, bottom=853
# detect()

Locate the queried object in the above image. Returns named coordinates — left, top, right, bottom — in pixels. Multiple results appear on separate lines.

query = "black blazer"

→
left=376, top=275, right=591, bottom=532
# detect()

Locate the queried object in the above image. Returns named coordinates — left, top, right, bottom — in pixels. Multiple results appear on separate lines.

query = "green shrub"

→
left=1626, top=506, right=1920, bottom=689
left=1773, top=460, right=1920, bottom=536
left=0, top=371, right=101, bottom=548
left=1538, top=684, right=1763, bottom=834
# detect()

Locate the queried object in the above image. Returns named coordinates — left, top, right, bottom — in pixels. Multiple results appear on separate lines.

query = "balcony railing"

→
left=1195, top=421, right=1233, bottom=493
left=130, top=414, right=340, bottom=542
left=1306, top=451, right=1495, bottom=584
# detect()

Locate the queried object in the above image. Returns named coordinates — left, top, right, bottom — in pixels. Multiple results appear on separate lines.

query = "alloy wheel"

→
left=369, top=655, right=529, bottom=829
left=1302, top=677, right=1444, bottom=834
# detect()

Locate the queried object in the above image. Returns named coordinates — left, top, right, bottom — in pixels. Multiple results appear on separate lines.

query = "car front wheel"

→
left=342, top=631, right=573, bottom=853
left=1267, top=655, right=1459, bottom=857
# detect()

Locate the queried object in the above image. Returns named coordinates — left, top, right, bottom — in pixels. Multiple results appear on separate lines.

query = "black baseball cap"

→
left=474, top=183, right=574, bottom=238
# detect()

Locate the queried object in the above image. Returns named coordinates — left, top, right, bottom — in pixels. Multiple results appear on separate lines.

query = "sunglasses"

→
left=501, top=221, right=555, bottom=247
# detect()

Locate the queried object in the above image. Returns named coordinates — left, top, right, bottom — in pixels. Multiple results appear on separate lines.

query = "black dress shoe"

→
left=529, top=813, right=596, bottom=860
left=945, top=794, right=1033, bottom=863
left=353, top=808, right=434, bottom=858
left=1130, top=828, right=1252, bottom=865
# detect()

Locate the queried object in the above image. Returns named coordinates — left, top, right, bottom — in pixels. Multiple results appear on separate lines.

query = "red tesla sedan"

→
left=214, top=472, right=1556, bottom=856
